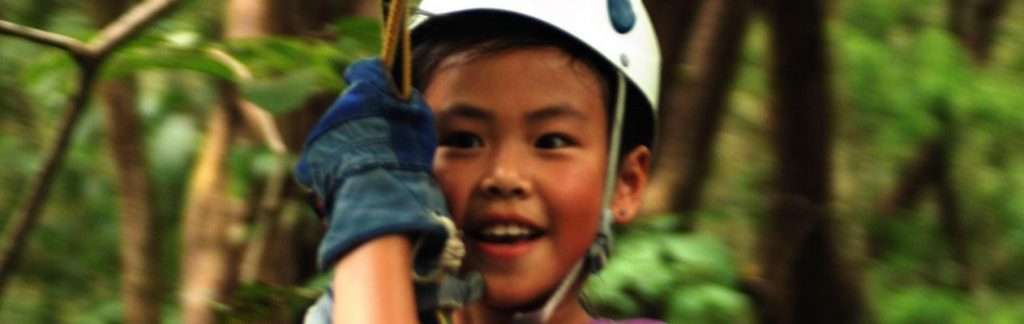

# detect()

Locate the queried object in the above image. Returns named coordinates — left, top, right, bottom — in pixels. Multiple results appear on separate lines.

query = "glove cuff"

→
left=316, top=168, right=450, bottom=273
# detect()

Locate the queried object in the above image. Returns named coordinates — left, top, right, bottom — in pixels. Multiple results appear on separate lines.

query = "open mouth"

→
left=468, top=222, right=546, bottom=244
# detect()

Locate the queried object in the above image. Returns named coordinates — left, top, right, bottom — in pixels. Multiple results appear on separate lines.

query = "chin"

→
left=481, top=275, right=552, bottom=311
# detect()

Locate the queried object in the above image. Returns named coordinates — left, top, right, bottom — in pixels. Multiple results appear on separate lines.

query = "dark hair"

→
left=411, top=11, right=648, bottom=161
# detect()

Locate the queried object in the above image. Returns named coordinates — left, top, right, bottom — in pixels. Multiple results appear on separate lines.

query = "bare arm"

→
left=332, top=235, right=418, bottom=323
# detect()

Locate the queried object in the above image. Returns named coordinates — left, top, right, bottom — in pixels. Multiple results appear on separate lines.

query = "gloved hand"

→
left=294, top=58, right=449, bottom=275
left=296, top=58, right=484, bottom=324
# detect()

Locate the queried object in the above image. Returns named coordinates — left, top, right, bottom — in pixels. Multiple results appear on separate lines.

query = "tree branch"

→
left=0, top=20, right=89, bottom=55
left=206, top=48, right=288, bottom=154
left=0, top=0, right=178, bottom=59
left=88, top=0, right=179, bottom=57
left=0, top=66, right=98, bottom=304
left=0, top=0, right=180, bottom=305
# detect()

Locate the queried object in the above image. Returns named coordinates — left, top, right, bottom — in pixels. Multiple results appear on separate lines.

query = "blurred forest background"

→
left=1, top=0, right=1022, bottom=323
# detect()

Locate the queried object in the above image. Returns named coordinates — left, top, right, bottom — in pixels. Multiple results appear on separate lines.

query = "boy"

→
left=298, top=1, right=660, bottom=322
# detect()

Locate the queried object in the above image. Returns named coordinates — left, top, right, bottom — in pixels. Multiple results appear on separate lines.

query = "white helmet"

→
left=410, top=0, right=661, bottom=148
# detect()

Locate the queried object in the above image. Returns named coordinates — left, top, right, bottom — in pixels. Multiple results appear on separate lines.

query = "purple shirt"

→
left=592, top=319, right=665, bottom=324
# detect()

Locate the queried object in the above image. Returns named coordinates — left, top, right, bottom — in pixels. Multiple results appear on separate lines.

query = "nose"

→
left=479, top=164, right=532, bottom=199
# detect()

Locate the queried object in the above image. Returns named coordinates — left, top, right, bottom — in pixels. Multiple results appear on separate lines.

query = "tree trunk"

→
left=933, top=112, right=973, bottom=290
left=240, top=0, right=354, bottom=285
left=873, top=108, right=974, bottom=290
left=0, top=0, right=177, bottom=308
left=950, top=0, right=1008, bottom=64
left=758, top=0, right=865, bottom=322
left=876, top=141, right=943, bottom=214
left=223, top=1, right=347, bottom=322
left=949, top=0, right=970, bottom=41
left=970, top=0, right=1007, bottom=64
left=0, top=59, right=98, bottom=311
left=179, top=84, right=248, bottom=324
left=88, top=0, right=163, bottom=322
left=98, top=79, right=163, bottom=324
left=642, top=0, right=703, bottom=219
left=342, top=0, right=379, bottom=18
left=178, top=0, right=298, bottom=320
left=872, top=0, right=1010, bottom=290
left=642, top=0, right=750, bottom=232
left=644, top=0, right=704, bottom=66
left=869, top=135, right=944, bottom=258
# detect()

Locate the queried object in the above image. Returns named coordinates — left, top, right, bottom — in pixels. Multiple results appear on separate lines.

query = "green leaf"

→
left=224, top=36, right=348, bottom=93
left=662, top=235, right=738, bottom=286
left=103, top=47, right=236, bottom=80
left=667, top=284, right=754, bottom=324
left=910, top=30, right=971, bottom=102
left=626, top=239, right=677, bottom=300
left=335, top=17, right=382, bottom=56
left=226, top=37, right=320, bottom=76
left=240, top=69, right=321, bottom=114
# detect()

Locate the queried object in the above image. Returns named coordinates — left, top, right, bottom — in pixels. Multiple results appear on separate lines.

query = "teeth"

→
left=508, top=226, right=523, bottom=236
left=481, top=223, right=534, bottom=237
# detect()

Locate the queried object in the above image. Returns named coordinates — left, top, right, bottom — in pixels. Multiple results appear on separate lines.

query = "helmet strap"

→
left=592, top=70, right=628, bottom=273
left=510, top=71, right=628, bottom=324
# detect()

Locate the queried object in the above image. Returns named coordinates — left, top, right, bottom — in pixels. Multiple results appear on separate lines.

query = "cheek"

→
left=433, top=158, right=471, bottom=223
left=543, top=162, right=605, bottom=242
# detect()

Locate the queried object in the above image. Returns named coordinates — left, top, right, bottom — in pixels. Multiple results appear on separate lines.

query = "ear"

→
left=612, top=146, right=650, bottom=225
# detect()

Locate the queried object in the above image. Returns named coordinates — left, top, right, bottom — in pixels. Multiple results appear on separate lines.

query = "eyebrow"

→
left=526, top=105, right=590, bottom=124
left=435, top=105, right=494, bottom=125
left=434, top=104, right=591, bottom=125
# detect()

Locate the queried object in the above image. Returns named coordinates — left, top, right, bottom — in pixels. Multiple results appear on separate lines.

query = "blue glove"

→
left=294, top=58, right=449, bottom=274
left=297, top=59, right=484, bottom=324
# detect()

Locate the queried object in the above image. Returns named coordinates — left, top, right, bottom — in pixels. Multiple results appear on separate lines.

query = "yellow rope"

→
left=436, top=310, right=451, bottom=324
left=384, top=3, right=451, bottom=321
left=380, top=0, right=412, bottom=101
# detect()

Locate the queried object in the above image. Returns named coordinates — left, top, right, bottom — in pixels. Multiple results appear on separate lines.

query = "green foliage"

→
left=240, top=69, right=322, bottom=114
left=217, top=272, right=330, bottom=323
left=909, top=30, right=971, bottom=105
left=224, top=36, right=356, bottom=114
left=667, top=284, right=753, bottom=324
left=148, top=113, right=201, bottom=183
left=1, top=0, right=385, bottom=319
left=335, top=17, right=383, bottom=58
left=832, top=1, right=1024, bottom=323
left=215, top=282, right=322, bottom=324
left=585, top=215, right=752, bottom=322
left=105, top=47, right=237, bottom=81
left=876, top=287, right=977, bottom=324
left=18, top=51, right=77, bottom=111
left=3, top=0, right=1024, bottom=322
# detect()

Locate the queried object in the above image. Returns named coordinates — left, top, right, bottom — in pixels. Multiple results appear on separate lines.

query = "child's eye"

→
left=440, top=131, right=484, bottom=148
left=535, top=134, right=575, bottom=149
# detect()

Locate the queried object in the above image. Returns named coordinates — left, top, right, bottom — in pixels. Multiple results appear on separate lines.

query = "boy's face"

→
left=425, top=47, right=610, bottom=309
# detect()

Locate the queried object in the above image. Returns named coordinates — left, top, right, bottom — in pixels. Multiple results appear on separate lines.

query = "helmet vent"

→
left=608, top=0, right=636, bottom=33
